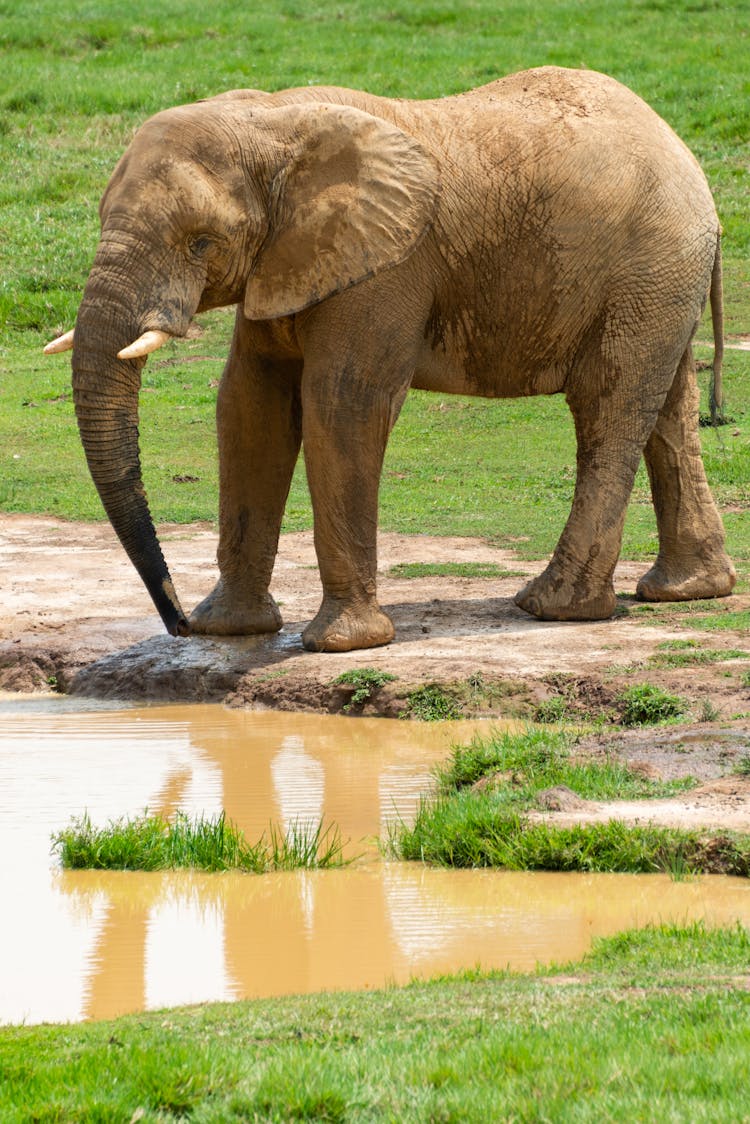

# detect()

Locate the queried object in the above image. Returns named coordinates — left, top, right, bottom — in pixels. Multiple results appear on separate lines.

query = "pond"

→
left=2, top=699, right=750, bottom=1025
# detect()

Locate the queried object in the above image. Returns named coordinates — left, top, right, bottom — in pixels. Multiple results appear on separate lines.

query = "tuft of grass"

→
left=581, top=919, right=750, bottom=977
left=698, top=697, right=721, bottom=723
left=534, top=696, right=571, bottom=723
left=52, top=810, right=347, bottom=872
left=617, top=683, right=687, bottom=726
left=388, top=561, right=524, bottom=579
left=439, top=672, right=530, bottom=717
left=406, top=684, right=462, bottom=721
left=332, top=667, right=396, bottom=709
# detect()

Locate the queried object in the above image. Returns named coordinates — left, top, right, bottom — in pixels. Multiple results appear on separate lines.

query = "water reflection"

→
left=1, top=703, right=750, bottom=1025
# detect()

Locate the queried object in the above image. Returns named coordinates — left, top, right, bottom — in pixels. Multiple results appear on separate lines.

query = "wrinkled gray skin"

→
left=61, top=66, right=735, bottom=652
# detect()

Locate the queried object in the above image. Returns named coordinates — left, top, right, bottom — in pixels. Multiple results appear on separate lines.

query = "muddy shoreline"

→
left=3, top=514, right=750, bottom=713
left=3, top=514, right=750, bottom=832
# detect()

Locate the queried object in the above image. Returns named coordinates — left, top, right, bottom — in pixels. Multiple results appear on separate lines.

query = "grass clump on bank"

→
left=52, top=810, right=347, bottom=873
left=332, top=667, right=396, bottom=709
left=406, top=684, right=463, bottom=720
left=617, top=682, right=687, bottom=725
left=396, top=808, right=750, bottom=876
left=388, top=727, right=750, bottom=876
left=1, top=923, right=749, bottom=1120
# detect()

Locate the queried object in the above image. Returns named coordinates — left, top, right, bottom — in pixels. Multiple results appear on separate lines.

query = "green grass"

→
left=395, top=805, right=750, bottom=875
left=52, top=810, right=348, bottom=872
left=433, top=727, right=693, bottom=802
left=406, top=683, right=463, bottom=721
left=647, top=639, right=749, bottom=668
left=687, top=609, right=750, bottom=632
left=1, top=923, right=749, bottom=1120
left=2, top=0, right=750, bottom=572
left=387, top=727, right=750, bottom=875
left=388, top=561, right=525, bottom=579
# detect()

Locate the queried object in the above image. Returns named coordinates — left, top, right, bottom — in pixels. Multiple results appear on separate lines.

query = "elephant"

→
left=45, top=65, right=735, bottom=652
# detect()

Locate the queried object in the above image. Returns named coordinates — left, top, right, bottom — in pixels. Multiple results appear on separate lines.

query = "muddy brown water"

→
left=2, top=701, right=750, bottom=1026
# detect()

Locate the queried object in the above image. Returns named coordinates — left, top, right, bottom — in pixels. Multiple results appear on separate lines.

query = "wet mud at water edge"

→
left=2, top=701, right=750, bottom=1026
left=5, top=516, right=750, bottom=729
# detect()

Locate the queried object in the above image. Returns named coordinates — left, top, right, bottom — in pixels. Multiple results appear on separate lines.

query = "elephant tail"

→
left=709, top=232, right=724, bottom=423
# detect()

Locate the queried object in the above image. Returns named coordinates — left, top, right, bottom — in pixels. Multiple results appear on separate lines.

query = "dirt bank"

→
left=3, top=514, right=750, bottom=832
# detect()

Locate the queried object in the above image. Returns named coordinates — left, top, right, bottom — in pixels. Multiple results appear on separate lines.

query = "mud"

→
left=3, top=514, right=750, bottom=709
left=3, top=514, right=750, bottom=834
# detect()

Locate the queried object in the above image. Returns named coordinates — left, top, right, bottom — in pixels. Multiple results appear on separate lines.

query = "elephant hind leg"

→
left=636, top=346, right=735, bottom=603
left=516, top=326, right=679, bottom=623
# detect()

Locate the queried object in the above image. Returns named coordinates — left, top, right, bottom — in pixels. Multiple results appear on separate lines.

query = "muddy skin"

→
left=46, top=67, right=734, bottom=651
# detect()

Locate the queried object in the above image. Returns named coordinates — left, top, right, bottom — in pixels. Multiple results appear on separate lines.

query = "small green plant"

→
left=617, top=683, right=686, bottom=726
left=534, top=696, right=570, bottom=723
left=52, top=811, right=348, bottom=872
left=406, top=684, right=462, bottom=721
left=333, top=668, right=396, bottom=709
left=733, top=754, right=750, bottom=777
left=698, top=698, right=721, bottom=722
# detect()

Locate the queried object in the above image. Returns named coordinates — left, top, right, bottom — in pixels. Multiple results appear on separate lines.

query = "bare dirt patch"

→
left=3, top=514, right=750, bottom=832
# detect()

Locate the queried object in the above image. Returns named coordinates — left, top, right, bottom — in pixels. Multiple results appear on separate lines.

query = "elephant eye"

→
left=188, top=235, right=212, bottom=257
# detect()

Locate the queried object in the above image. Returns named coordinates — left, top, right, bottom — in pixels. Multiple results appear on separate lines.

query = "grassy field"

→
left=2, top=0, right=750, bottom=567
left=0, top=923, right=748, bottom=1121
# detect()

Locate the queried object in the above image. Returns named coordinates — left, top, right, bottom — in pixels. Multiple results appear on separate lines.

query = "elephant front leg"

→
left=300, top=364, right=408, bottom=653
left=637, top=347, right=735, bottom=602
left=190, top=319, right=303, bottom=636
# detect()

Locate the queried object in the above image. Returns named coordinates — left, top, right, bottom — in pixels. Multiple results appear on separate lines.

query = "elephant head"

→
left=46, top=95, right=439, bottom=635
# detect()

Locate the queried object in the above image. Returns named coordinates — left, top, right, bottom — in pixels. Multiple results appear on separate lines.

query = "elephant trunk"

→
left=72, top=281, right=189, bottom=637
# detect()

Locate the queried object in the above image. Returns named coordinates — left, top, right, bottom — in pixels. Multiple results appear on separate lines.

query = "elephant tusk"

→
left=117, top=329, right=171, bottom=360
left=43, top=329, right=75, bottom=354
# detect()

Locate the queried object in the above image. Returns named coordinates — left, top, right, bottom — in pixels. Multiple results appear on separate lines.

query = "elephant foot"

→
left=302, top=598, right=395, bottom=653
left=189, top=580, right=283, bottom=636
left=514, top=568, right=617, bottom=622
left=636, top=556, right=736, bottom=603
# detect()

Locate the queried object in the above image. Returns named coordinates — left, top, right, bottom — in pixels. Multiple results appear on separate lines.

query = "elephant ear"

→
left=244, top=104, right=440, bottom=320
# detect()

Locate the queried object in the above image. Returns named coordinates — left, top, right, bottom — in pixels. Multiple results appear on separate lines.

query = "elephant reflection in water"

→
left=68, top=713, right=431, bottom=1018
